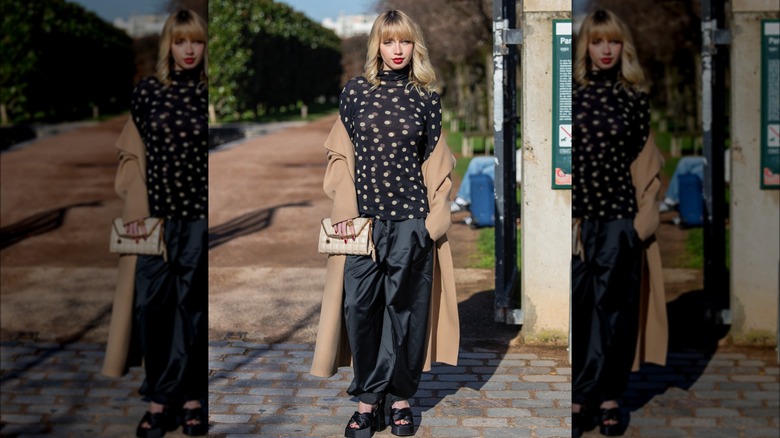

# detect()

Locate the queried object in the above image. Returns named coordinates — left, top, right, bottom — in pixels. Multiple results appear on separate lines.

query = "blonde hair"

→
left=574, top=9, right=647, bottom=94
left=364, top=10, right=439, bottom=95
left=156, top=9, right=208, bottom=88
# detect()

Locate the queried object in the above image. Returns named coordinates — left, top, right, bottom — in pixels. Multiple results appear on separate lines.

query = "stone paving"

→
left=2, top=340, right=779, bottom=437
left=582, top=349, right=780, bottom=437
left=0, top=341, right=172, bottom=437
left=207, top=341, right=571, bottom=438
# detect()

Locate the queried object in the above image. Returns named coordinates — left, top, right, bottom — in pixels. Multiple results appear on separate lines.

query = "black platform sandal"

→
left=599, top=407, right=624, bottom=436
left=180, top=406, right=208, bottom=436
left=390, top=406, right=415, bottom=436
left=344, top=400, right=385, bottom=438
left=135, top=410, right=178, bottom=438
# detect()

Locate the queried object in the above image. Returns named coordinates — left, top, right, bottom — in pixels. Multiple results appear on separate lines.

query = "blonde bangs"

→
left=378, top=19, right=414, bottom=43
left=173, top=22, right=206, bottom=43
left=587, top=19, right=623, bottom=44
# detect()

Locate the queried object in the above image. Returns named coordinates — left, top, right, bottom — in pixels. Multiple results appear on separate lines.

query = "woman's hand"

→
left=333, top=218, right=357, bottom=243
left=124, top=219, right=148, bottom=241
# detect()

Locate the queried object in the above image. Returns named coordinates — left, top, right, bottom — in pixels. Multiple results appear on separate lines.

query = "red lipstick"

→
left=392, top=58, right=404, bottom=64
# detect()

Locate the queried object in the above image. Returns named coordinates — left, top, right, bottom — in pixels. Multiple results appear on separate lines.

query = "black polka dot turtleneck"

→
left=131, top=68, right=208, bottom=221
left=339, top=67, right=442, bottom=220
left=572, top=67, right=650, bottom=220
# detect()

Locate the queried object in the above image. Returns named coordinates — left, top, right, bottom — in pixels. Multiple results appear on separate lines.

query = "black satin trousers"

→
left=135, top=219, right=208, bottom=405
left=572, top=218, right=642, bottom=406
left=343, top=218, right=434, bottom=406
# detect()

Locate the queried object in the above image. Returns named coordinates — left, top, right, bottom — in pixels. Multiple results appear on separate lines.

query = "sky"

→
left=274, top=0, right=376, bottom=23
left=68, top=0, right=374, bottom=24
left=68, top=0, right=164, bottom=22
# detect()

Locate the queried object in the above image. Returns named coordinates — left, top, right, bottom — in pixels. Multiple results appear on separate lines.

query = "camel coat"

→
left=101, top=119, right=148, bottom=377
left=630, top=132, right=669, bottom=371
left=310, top=119, right=461, bottom=377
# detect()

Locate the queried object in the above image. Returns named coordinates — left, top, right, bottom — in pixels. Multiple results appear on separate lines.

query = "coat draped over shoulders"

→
left=310, top=118, right=460, bottom=377
left=102, top=118, right=148, bottom=377
left=630, top=132, right=669, bottom=371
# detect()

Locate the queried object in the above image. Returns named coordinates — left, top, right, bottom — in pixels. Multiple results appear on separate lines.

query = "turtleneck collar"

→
left=378, top=66, right=410, bottom=83
left=588, top=66, right=619, bottom=83
left=171, top=67, right=202, bottom=84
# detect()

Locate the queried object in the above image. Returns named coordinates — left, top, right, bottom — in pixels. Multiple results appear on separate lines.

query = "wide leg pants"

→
left=135, top=219, right=208, bottom=405
left=343, top=218, right=434, bottom=405
left=572, top=218, right=642, bottom=405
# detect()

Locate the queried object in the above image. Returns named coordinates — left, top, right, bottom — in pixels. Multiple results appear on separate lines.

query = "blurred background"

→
left=0, top=0, right=206, bottom=149
left=209, top=0, right=496, bottom=137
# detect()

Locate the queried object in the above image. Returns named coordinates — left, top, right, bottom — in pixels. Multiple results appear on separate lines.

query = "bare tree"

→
left=341, top=35, right=370, bottom=86
left=376, top=0, right=494, bottom=131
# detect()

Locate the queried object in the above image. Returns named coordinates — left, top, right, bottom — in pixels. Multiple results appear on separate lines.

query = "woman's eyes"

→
left=383, top=40, right=412, bottom=45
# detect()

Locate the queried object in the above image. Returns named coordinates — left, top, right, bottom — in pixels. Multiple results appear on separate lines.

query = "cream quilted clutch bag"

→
left=318, top=217, right=374, bottom=259
left=109, top=217, right=166, bottom=256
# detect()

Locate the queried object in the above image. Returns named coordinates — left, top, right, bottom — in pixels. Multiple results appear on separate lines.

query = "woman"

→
left=310, top=10, right=460, bottom=438
left=102, top=9, right=208, bottom=438
left=571, top=9, right=668, bottom=437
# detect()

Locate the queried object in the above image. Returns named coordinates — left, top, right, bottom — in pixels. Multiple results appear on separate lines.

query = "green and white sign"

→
left=761, top=20, right=780, bottom=189
left=552, top=20, right=572, bottom=189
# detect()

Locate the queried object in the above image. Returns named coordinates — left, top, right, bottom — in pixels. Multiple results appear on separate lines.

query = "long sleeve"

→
left=114, top=119, right=149, bottom=223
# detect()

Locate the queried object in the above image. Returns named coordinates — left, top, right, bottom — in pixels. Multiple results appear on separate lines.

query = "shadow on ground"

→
left=581, top=289, right=732, bottom=435
left=208, top=201, right=311, bottom=250
left=0, top=303, right=113, bottom=386
left=0, top=201, right=103, bottom=250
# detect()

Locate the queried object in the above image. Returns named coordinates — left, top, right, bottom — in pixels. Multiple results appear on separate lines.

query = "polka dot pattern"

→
left=340, top=68, right=442, bottom=220
left=131, top=69, right=208, bottom=221
left=572, top=68, right=650, bottom=220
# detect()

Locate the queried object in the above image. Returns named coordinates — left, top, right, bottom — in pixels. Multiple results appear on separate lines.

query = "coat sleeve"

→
left=323, top=119, right=359, bottom=224
left=632, top=132, right=664, bottom=242
left=423, top=136, right=456, bottom=242
left=114, top=119, right=149, bottom=223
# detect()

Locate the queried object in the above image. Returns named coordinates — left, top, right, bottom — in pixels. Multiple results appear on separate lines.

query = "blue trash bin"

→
left=469, top=173, right=495, bottom=228
left=678, top=173, right=703, bottom=227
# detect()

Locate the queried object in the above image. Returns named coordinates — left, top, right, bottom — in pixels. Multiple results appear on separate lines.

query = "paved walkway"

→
left=2, top=339, right=778, bottom=437
left=208, top=341, right=570, bottom=438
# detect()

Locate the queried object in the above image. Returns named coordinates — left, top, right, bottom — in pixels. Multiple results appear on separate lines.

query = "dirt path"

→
left=1, top=116, right=129, bottom=342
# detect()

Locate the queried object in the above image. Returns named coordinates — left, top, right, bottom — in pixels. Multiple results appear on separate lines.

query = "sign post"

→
left=552, top=20, right=572, bottom=189
left=761, top=20, right=780, bottom=190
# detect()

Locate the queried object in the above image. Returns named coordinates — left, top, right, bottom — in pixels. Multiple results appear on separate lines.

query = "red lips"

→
left=184, top=58, right=195, bottom=64
left=601, top=58, right=613, bottom=64
left=392, top=58, right=404, bottom=64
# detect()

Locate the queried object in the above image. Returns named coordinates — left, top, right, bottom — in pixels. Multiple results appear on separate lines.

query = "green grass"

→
left=684, top=227, right=731, bottom=270
left=470, top=227, right=522, bottom=270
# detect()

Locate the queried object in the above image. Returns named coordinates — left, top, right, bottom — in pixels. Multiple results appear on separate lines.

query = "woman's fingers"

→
left=332, top=219, right=356, bottom=243
left=123, top=219, right=149, bottom=241
left=348, top=222, right=356, bottom=241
